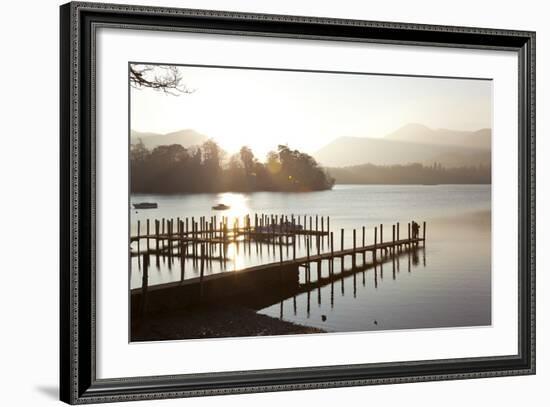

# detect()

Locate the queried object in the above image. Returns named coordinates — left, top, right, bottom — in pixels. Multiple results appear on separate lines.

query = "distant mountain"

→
left=385, top=123, right=491, bottom=150
left=130, top=129, right=208, bottom=149
left=314, top=124, right=491, bottom=168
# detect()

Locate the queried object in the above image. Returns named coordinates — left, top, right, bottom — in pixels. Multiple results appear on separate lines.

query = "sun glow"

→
left=215, top=192, right=250, bottom=223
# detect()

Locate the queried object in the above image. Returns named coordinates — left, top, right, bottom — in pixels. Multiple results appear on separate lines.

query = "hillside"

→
left=385, top=123, right=491, bottom=150
left=130, top=129, right=208, bottom=149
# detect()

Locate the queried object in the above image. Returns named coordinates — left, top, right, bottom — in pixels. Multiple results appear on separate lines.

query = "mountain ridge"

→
left=130, top=129, right=208, bottom=149
left=314, top=124, right=491, bottom=168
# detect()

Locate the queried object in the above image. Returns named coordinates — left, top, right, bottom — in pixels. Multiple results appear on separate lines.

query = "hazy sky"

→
left=131, top=64, right=492, bottom=159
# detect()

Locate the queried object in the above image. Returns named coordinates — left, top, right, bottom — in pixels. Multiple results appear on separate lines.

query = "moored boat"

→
left=255, top=221, right=303, bottom=233
left=132, top=202, right=158, bottom=209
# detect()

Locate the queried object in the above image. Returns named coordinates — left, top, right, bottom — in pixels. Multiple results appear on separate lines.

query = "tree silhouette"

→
left=130, top=64, right=194, bottom=95
left=130, top=141, right=334, bottom=194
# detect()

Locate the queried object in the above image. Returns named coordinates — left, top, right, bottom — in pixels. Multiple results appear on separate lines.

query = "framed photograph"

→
left=60, top=1, right=535, bottom=404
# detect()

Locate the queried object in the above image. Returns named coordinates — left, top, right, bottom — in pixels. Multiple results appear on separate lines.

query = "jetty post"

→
left=362, top=226, right=366, bottom=264
left=392, top=224, right=395, bottom=256
left=279, top=236, right=283, bottom=264
left=330, top=231, right=334, bottom=275
left=146, top=219, right=150, bottom=251
left=137, top=220, right=141, bottom=257
left=199, top=243, right=205, bottom=300
left=423, top=221, right=426, bottom=241
left=155, top=219, right=159, bottom=254
left=373, top=226, right=378, bottom=263
left=315, top=215, right=318, bottom=233
left=397, top=222, right=400, bottom=252
left=352, top=229, right=357, bottom=268
left=380, top=223, right=383, bottom=258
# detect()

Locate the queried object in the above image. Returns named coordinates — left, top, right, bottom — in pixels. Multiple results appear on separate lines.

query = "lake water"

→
left=130, top=184, right=491, bottom=332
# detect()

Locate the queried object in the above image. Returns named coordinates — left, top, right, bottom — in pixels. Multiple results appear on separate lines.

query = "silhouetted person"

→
left=412, top=221, right=420, bottom=239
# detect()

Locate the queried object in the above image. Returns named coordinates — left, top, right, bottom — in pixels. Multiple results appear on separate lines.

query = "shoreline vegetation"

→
left=131, top=139, right=491, bottom=195
left=328, top=162, right=491, bottom=185
left=131, top=140, right=335, bottom=194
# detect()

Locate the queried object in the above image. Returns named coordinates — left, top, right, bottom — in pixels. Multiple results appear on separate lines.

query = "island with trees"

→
left=130, top=140, right=335, bottom=193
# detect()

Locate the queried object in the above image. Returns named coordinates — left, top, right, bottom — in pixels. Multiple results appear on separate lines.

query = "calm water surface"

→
left=130, top=184, right=491, bottom=332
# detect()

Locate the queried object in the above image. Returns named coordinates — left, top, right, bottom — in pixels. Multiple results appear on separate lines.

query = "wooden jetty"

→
left=130, top=214, right=425, bottom=262
left=130, top=214, right=427, bottom=316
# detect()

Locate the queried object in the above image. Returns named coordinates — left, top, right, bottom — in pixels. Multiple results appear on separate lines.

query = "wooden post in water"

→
left=351, top=229, right=357, bottom=268
left=199, top=243, right=205, bottom=301
left=327, top=216, right=330, bottom=234
left=380, top=223, right=383, bottom=258
left=155, top=219, right=159, bottom=253
left=362, top=226, right=366, bottom=263
left=137, top=220, right=141, bottom=257
left=330, top=232, right=334, bottom=275
left=374, top=226, right=378, bottom=263
left=397, top=222, right=400, bottom=252
left=166, top=220, right=171, bottom=257
left=146, top=219, right=150, bottom=251
left=315, top=215, right=318, bottom=233
left=340, top=229, right=344, bottom=253
left=179, top=220, right=184, bottom=257
left=306, top=236, right=310, bottom=262
left=219, top=221, right=224, bottom=261
left=292, top=232, right=296, bottom=260
left=317, top=235, right=321, bottom=256
left=423, top=221, right=426, bottom=241
left=321, top=216, right=324, bottom=235
left=279, top=236, right=283, bottom=264
left=392, top=224, right=396, bottom=256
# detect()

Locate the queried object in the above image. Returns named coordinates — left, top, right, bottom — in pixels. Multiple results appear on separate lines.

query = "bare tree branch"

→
left=130, top=64, right=195, bottom=96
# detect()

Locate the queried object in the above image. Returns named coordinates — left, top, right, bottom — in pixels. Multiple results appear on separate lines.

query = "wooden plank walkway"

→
left=228, top=237, right=424, bottom=274
left=131, top=237, right=425, bottom=314
left=129, top=228, right=328, bottom=243
left=130, top=215, right=427, bottom=281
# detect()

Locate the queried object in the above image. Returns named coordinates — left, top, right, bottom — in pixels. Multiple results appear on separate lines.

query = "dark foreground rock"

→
left=131, top=305, right=325, bottom=341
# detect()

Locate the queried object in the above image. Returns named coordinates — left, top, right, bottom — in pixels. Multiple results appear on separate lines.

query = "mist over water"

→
left=130, top=184, right=491, bottom=332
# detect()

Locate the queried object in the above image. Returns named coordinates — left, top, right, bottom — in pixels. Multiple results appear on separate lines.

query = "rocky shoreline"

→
left=131, top=305, right=325, bottom=341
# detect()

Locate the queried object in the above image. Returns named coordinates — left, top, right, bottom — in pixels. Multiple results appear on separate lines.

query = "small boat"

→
left=132, top=202, right=158, bottom=209
left=256, top=221, right=303, bottom=233
left=212, top=203, right=230, bottom=210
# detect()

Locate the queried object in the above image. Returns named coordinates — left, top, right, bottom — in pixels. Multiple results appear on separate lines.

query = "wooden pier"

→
left=130, top=213, right=425, bottom=263
left=130, top=213, right=427, bottom=315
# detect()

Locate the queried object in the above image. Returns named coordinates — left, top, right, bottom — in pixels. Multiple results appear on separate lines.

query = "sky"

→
left=130, top=64, right=492, bottom=160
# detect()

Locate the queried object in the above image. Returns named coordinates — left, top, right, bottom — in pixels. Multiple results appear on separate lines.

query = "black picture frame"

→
left=60, top=1, right=536, bottom=404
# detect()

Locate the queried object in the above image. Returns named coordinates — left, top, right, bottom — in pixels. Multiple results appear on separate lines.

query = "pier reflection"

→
left=133, top=237, right=427, bottom=320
